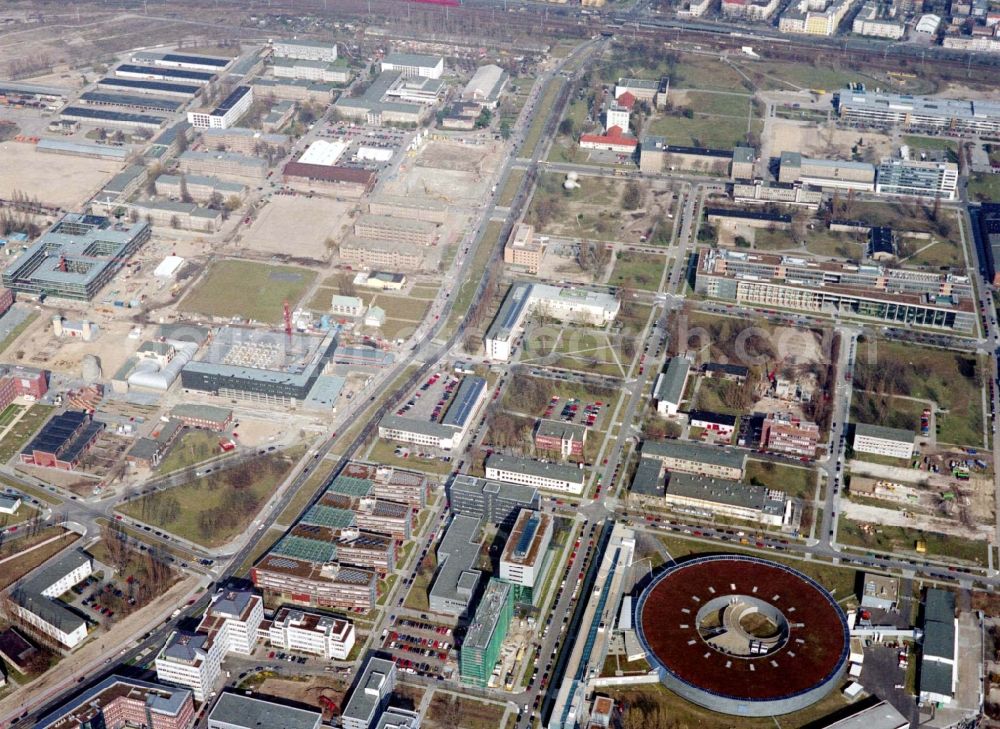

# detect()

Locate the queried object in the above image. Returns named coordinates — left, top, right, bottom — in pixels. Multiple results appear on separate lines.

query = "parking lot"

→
left=380, top=615, right=456, bottom=680
left=542, top=395, right=605, bottom=430
left=394, top=371, right=463, bottom=425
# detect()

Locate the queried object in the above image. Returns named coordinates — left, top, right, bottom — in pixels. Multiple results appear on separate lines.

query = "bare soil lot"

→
left=762, top=120, right=893, bottom=162
left=242, top=196, right=353, bottom=261
left=0, top=142, right=122, bottom=209
left=19, top=317, right=142, bottom=380
left=384, top=141, right=501, bottom=204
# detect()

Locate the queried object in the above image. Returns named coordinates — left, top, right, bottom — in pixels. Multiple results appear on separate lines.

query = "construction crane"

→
left=283, top=299, right=292, bottom=343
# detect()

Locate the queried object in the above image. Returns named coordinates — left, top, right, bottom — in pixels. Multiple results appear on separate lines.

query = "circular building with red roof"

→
left=635, top=555, right=849, bottom=716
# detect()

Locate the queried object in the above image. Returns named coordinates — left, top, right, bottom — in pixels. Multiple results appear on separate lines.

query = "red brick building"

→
left=534, top=419, right=587, bottom=459
left=37, top=676, right=195, bottom=729
left=760, top=412, right=819, bottom=459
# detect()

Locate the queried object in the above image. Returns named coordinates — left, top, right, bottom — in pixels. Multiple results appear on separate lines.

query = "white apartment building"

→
left=605, top=103, right=630, bottom=132
left=380, top=53, right=444, bottom=80
left=265, top=607, right=356, bottom=659
left=155, top=631, right=223, bottom=702
left=485, top=453, right=585, bottom=495
left=197, top=589, right=264, bottom=655
left=187, top=85, right=253, bottom=129
left=273, top=39, right=338, bottom=63
left=853, top=423, right=915, bottom=459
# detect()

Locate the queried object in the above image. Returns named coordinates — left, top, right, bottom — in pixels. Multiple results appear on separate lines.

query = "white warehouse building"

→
left=852, top=423, right=915, bottom=460
left=484, top=282, right=620, bottom=362
left=380, top=52, right=444, bottom=79
left=272, top=39, right=338, bottom=63
left=485, top=453, right=586, bottom=495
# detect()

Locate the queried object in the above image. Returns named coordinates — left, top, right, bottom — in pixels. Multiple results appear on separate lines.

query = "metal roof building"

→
left=208, top=692, right=321, bottom=729
left=462, top=64, right=508, bottom=105
left=429, top=514, right=482, bottom=616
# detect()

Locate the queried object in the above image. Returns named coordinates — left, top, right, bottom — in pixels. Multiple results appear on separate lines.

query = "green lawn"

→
left=681, top=91, right=752, bottom=117
left=899, top=235, right=965, bottom=269
left=647, top=113, right=751, bottom=150
left=803, top=230, right=865, bottom=259
left=736, top=60, right=879, bottom=92
left=745, top=459, right=816, bottom=500
left=157, top=429, right=227, bottom=474
left=754, top=228, right=799, bottom=251
left=655, top=534, right=858, bottom=599
left=853, top=339, right=984, bottom=447
left=968, top=172, right=1000, bottom=203
left=0, top=404, right=54, bottom=464
left=902, top=135, right=958, bottom=154
left=670, top=59, right=749, bottom=92
left=179, top=260, right=317, bottom=323
left=608, top=252, right=665, bottom=291
left=0, top=404, right=23, bottom=427
left=0, top=529, right=78, bottom=591
left=118, top=449, right=302, bottom=548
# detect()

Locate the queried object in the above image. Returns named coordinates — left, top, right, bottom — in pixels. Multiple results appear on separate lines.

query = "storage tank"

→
left=81, top=354, right=102, bottom=381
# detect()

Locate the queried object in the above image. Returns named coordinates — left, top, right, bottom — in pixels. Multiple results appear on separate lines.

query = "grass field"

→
left=735, top=60, right=880, bottom=92
left=647, top=113, right=753, bottom=150
left=803, top=230, right=865, bottom=259
left=521, top=78, right=564, bottom=157
left=157, top=429, right=226, bottom=474
left=118, top=449, right=301, bottom=548
left=277, top=464, right=333, bottom=526
left=853, top=339, right=984, bottom=447
left=0, top=404, right=23, bottom=427
left=0, top=528, right=77, bottom=590
left=900, top=234, right=965, bottom=269
left=180, top=260, right=317, bottom=324
left=0, top=312, right=38, bottom=356
left=670, top=58, right=749, bottom=92
left=0, top=404, right=53, bottom=464
left=440, top=220, right=503, bottom=340
left=608, top=252, right=665, bottom=291
left=654, top=534, right=858, bottom=600
left=0, top=502, right=38, bottom=529
left=903, top=135, right=958, bottom=153
left=498, top=168, right=526, bottom=208
left=968, top=173, right=1000, bottom=203
left=838, top=517, right=988, bottom=565
left=745, top=459, right=816, bottom=500
left=604, top=678, right=852, bottom=729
